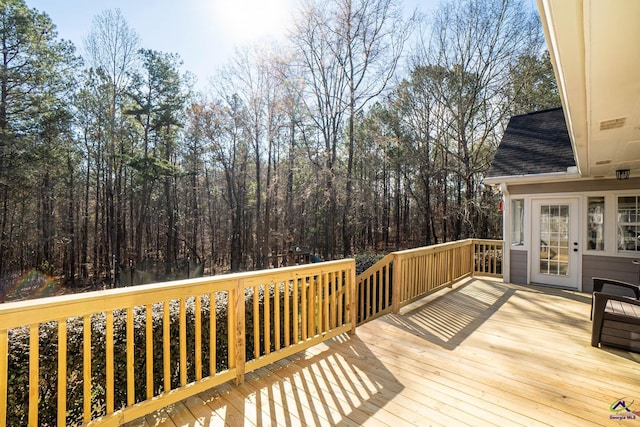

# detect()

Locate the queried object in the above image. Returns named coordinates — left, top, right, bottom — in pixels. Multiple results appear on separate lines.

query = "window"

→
left=587, top=197, right=604, bottom=250
left=511, top=199, right=524, bottom=246
left=618, top=196, right=640, bottom=251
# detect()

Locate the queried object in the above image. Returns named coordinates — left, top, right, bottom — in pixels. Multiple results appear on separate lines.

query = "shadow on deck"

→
left=384, top=280, right=594, bottom=351
left=128, top=333, right=404, bottom=426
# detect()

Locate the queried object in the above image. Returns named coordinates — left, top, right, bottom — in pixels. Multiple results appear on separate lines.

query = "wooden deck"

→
left=126, top=278, right=640, bottom=426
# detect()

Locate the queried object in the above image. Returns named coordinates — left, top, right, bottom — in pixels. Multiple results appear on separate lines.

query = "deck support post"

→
left=392, top=254, right=402, bottom=314
left=234, top=280, right=246, bottom=385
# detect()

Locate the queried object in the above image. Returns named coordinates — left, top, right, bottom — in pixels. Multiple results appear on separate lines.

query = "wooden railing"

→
left=0, top=239, right=502, bottom=425
left=356, top=239, right=503, bottom=325
left=0, top=259, right=356, bottom=426
left=473, top=239, right=503, bottom=277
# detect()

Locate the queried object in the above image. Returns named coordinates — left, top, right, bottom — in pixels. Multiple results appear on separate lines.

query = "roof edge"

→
left=484, top=168, right=580, bottom=186
left=508, top=106, right=564, bottom=120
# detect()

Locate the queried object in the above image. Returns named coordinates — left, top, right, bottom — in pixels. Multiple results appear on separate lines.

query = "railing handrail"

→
left=392, top=238, right=475, bottom=257
left=360, top=239, right=500, bottom=262
left=472, top=238, right=504, bottom=245
left=357, top=252, right=395, bottom=279
left=0, top=259, right=352, bottom=329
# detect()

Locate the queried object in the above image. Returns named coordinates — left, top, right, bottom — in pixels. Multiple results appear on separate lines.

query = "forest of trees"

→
left=0, top=0, right=559, bottom=289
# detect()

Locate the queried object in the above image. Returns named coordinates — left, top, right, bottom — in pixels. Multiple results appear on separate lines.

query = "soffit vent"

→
left=600, top=117, right=627, bottom=130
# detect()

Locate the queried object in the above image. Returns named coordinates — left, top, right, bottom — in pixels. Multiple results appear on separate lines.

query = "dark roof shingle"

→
left=486, top=107, right=575, bottom=178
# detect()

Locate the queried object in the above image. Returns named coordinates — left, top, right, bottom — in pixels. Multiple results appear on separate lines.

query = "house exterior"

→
left=485, top=0, right=640, bottom=292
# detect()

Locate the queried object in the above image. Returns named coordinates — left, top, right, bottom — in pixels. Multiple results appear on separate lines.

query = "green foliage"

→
left=509, top=51, right=561, bottom=114
left=0, top=0, right=82, bottom=280
left=355, top=253, right=385, bottom=275
left=127, top=155, right=183, bottom=179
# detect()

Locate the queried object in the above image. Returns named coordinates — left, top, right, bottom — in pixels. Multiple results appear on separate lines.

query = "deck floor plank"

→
left=355, top=325, right=603, bottom=426
left=126, top=279, right=640, bottom=426
left=265, top=357, right=393, bottom=426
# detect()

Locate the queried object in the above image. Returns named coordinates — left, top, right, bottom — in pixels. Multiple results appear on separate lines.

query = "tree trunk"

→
left=63, top=151, right=76, bottom=286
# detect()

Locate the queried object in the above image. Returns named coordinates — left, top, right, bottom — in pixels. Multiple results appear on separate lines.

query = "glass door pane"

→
left=539, top=204, right=569, bottom=277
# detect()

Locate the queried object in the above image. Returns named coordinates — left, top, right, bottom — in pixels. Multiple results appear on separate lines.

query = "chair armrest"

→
left=591, top=292, right=640, bottom=347
left=594, top=291, right=640, bottom=309
left=592, top=277, right=640, bottom=299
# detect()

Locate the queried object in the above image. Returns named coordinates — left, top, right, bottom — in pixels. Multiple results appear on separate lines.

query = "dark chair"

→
left=591, top=292, right=640, bottom=352
left=590, top=277, right=640, bottom=319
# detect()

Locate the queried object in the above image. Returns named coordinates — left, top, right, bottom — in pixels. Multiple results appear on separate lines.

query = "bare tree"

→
left=338, top=0, right=415, bottom=256
left=218, top=44, right=289, bottom=268
left=84, top=8, right=140, bottom=283
left=414, top=0, right=542, bottom=238
left=291, top=1, right=348, bottom=258
left=291, top=0, right=415, bottom=256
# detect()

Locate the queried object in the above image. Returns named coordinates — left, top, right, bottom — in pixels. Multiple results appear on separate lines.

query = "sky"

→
left=27, top=0, right=434, bottom=90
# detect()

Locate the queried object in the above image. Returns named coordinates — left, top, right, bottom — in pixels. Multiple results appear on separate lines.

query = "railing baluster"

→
left=301, top=277, right=307, bottom=341
left=57, top=320, right=67, bottom=426
left=82, top=315, right=91, bottom=423
left=327, top=272, right=332, bottom=327
left=331, top=272, right=336, bottom=326
left=106, top=311, right=114, bottom=414
left=372, top=270, right=378, bottom=318
left=274, top=282, right=281, bottom=351
left=253, top=285, right=260, bottom=359
left=366, top=271, right=372, bottom=321
left=418, top=255, right=429, bottom=293
left=337, top=271, right=344, bottom=325
left=163, top=301, right=170, bottom=393
left=29, top=324, right=39, bottom=426
left=209, top=292, right=216, bottom=376
left=227, top=288, right=236, bottom=371
left=195, top=297, right=202, bottom=381
left=179, top=298, right=186, bottom=387
left=264, top=283, right=271, bottom=355
left=410, top=257, right=416, bottom=297
left=359, top=278, right=365, bottom=322
left=284, top=282, right=290, bottom=347
left=417, top=255, right=423, bottom=294
left=374, top=271, right=380, bottom=314
left=127, top=307, right=135, bottom=405
left=483, top=244, right=488, bottom=273
left=145, top=304, right=154, bottom=399
left=307, top=275, right=314, bottom=337
left=318, top=274, right=324, bottom=333
left=0, top=329, right=6, bottom=425
left=292, top=278, right=299, bottom=343
left=385, top=263, right=391, bottom=310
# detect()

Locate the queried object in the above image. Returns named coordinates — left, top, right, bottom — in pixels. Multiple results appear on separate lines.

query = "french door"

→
left=531, top=199, right=580, bottom=289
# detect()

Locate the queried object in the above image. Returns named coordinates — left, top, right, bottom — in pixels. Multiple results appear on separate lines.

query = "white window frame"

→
left=586, top=196, right=605, bottom=252
left=511, top=199, right=525, bottom=247
left=616, top=194, right=640, bottom=253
